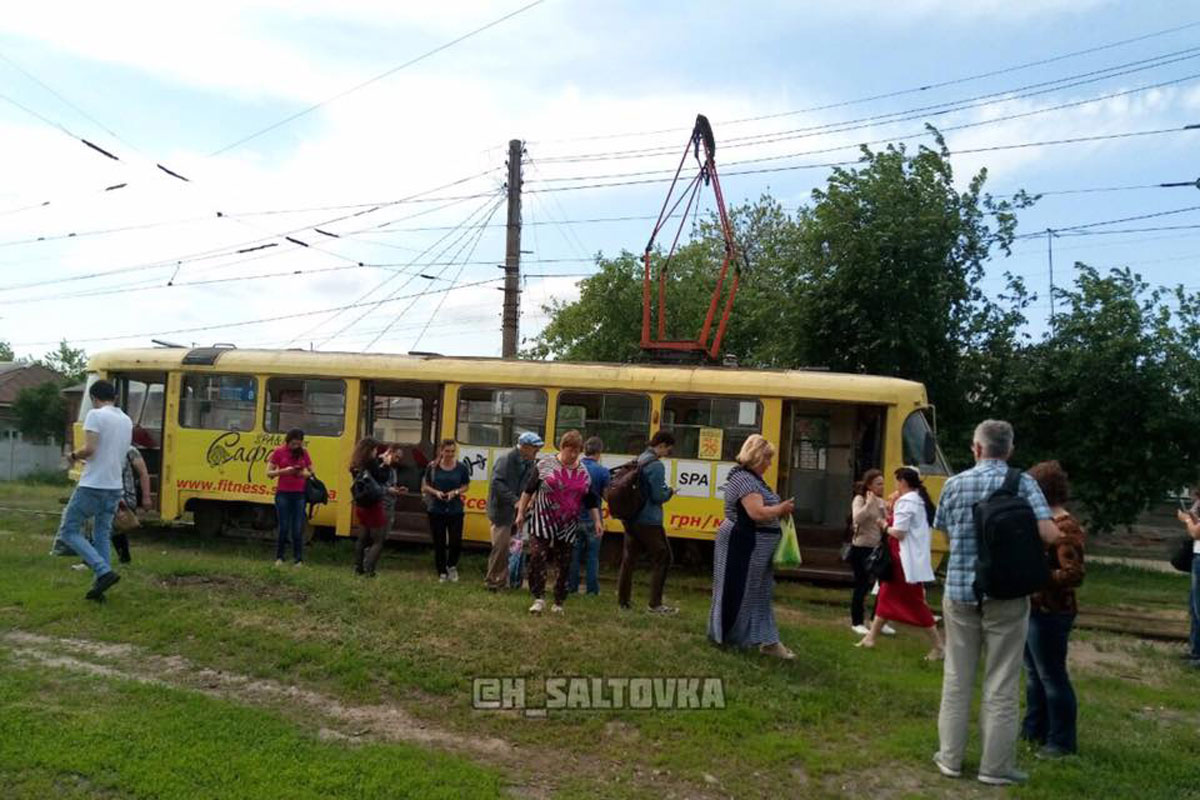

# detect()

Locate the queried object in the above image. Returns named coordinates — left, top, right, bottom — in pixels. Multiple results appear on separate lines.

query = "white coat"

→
left=892, top=490, right=935, bottom=584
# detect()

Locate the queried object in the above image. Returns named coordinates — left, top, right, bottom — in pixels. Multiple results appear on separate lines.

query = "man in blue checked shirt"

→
left=931, top=420, right=1061, bottom=788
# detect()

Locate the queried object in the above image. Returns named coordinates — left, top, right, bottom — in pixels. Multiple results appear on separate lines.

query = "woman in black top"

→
left=421, top=439, right=471, bottom=582
left=350, top=437, right=404, bottom=577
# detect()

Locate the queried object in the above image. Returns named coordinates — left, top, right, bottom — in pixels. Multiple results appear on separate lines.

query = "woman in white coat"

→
left=856, top=467, right=944, bottom=660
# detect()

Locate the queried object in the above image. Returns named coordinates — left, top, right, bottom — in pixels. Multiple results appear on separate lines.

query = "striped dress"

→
left=708, top=466, right=782, bottom=647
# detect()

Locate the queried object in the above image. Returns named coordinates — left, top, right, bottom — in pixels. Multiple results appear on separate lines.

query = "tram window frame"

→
left=456, top=386, right=547, bottom=447
left=264, top=377, right=347, bottom=438
left=555, top=391, right=651, bottom=456
left=661, top=395, right=763, bottom=461
left=178, top=374, right=258, bottom=432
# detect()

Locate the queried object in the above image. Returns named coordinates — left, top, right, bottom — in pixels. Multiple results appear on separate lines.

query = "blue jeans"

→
left=1190, top=557, right=1200, bottom=659
left=1022, top=611, right=1077, bottom=753
left=274, top=492, right=306, bottom=563
left=57, top=487, right=121, bottom=578
left=568, top=529, right=601, bottom=594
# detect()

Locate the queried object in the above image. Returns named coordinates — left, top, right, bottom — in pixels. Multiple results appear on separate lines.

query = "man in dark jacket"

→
left=485, top=431, right=542, bottom=590
left=617, top=430, right=677, bottom=613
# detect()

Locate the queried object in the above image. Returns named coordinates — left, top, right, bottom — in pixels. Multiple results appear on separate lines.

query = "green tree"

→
left=530, top=131, right=1034, bottom=455
left=0, top=341, right=14, bottom=362
left=13, top=381, right=67, bottom=444
left=1000, top=266, right=1200, bottom=531
left=37, top=339, right=88, bottom=385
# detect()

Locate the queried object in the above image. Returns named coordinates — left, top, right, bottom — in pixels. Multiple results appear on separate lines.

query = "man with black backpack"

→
left=931, top=420, right=1061, bottom=787
left=614, top=430, right=677, bottom=614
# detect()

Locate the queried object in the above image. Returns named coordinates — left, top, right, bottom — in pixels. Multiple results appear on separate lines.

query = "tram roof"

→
left=89, top=348, right=929, bottom=407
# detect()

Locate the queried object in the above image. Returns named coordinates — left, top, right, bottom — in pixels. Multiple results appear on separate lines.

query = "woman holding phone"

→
left=422, top=439, right=471, bottom=583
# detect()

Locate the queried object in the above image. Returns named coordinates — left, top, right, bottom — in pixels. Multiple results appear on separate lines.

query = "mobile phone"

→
left=1182, top=498, right=1199, bottom=521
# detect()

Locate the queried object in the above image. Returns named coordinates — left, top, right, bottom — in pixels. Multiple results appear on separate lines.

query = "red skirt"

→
left=875, top=536, right=936, bottom=628
left=355, top=502, right=388, bottom=530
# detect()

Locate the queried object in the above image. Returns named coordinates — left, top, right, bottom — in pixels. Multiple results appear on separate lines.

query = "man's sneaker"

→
left=978, top=769, right=1029, bottom=786
left=438, top=573, right=448, bottom=583
left=881, top=623, right=897, bottom=636
left=529, top=598, right=545, bottom=614
left=274, top=559, right=285, bottom=567
left=932, top=754, right=962, bottom=779
left=851, top=624, right=871, bottom=635
left=292, top=561, right=303, bottom=568
left=551, top=604, right=564, bottom=614
left=70, top=563, right=90, bottom=572
left=648, top=604, right=678, bottom=615
left=85, top=571, right=121, bottom=601
left=447, top=566, right=459, bottom=583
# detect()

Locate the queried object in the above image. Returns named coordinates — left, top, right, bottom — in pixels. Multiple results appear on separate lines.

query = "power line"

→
left=209, top=0, right=546, bottom=156
left=529, top=19, right=1200, bottom=145
left=11, top=276, right=509, bottom=349
left=524, top=126, right=1198, bottom=194
left=538, top=46, right=1200, bottom=163
left=1015, top=205, right=1200, bottom=239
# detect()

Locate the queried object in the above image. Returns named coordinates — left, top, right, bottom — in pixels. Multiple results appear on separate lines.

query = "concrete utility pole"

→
left=501, top=139, right=524, bottom=358
left=1046, top=228, right=1056, bottom=334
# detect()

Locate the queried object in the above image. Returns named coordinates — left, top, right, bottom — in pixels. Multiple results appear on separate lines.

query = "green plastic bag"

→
left=773, top=515, right=802, bottom=568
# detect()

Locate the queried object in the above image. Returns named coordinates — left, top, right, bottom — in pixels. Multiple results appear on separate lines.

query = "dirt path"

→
left=1, top=630, right=723, bottom=800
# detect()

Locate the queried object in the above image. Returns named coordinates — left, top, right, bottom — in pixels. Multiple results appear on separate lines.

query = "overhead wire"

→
left=528, top=19, right=1200, bottom=145
left=209, top=0, right=546, bottom=156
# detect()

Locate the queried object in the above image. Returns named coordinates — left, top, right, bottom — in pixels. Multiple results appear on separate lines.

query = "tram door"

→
left=361, top=381, right=442, bottom=536
left=112, top=372, right=167, bottom=510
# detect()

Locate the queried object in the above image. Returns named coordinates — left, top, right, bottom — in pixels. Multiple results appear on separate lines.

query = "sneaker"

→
left=881, top=623, right=897, bottom=636
left=529, top=598, right=545, bottom=614
left=438, top=573, right=448, bottom=583
left=932, top=754, right=961, bottom=779
left=851, top=624, right=871, bottom=635
left=618, top=603, right=633, bottom=613
left=70, top=563, right=90, bottom=572
left=274, top=559, right=284, bottom=567
left=447, top=566, right=459, bottom=583
left=978, top=769, right=1029, bottom=786
left=85, top=570, right=121, bottom=601
left=551, top=604, right=564, bottom=614
left=648, top=604, right=679, bottom=615
left=292, top=561, right=303, bottom=568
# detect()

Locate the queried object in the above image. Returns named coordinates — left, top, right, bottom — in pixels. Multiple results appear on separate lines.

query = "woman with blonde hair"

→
left=515, top=430, right=603, bottom=614
left=708, top=434, right=797, bottom=658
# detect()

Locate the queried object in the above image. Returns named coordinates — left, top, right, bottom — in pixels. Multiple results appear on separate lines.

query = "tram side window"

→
left=662, top=395, right=762, bottom=461
left=901, top=409, right=949, bottom=476
left=555, top=391, right=650, bottom=455
left=265, top=378, right=346, bottom=437
left=457, top=386, right=546, bottom=447
left=179, top=374, right=257, bottom=432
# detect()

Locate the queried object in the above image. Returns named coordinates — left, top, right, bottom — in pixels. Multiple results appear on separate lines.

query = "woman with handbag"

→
left=856, top=467, right=943, bottom=660
left=848, top=469, right=893, bottom=636
left=708, top=434, right=797, bottom=659
left=112, top=445, right=152, bottom=564
left=350, top=437, right=403, bottom=577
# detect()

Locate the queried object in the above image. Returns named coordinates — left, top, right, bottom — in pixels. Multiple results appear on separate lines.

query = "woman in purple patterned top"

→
left=515, top=429, right=603, bottom=614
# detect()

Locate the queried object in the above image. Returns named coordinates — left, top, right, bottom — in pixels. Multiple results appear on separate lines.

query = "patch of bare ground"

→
left=1068, top=635, right=1177, bottom=686
left=0, top=631, right=722, bottom=800
left=157, top=572, right=309, bottom=603
left=822, top=764, right=996, bottom=800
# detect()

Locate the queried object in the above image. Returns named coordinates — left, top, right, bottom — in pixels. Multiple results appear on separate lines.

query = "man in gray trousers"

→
left=484, top=431, right=542, bottom=590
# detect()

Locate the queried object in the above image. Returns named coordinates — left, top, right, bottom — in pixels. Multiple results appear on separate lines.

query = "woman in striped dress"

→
left=708, top=434, right=797, bottom=659
left=515, top=430, right=603, bottom=614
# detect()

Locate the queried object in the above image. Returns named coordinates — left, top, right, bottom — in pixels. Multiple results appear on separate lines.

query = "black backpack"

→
left=305, top=473, right=329, bottom=519
left=971, top=468, right=1050, bottom=604
left=350, top=468, right=384, bottom=507
left=605, top=456, right=655, bottom=521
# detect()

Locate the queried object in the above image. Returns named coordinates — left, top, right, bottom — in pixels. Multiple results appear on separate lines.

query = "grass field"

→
left=1, top=482, right=1198, bottom=799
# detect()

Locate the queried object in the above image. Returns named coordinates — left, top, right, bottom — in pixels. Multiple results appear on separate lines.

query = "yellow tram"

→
left=74, top=346, right=951, bottom=567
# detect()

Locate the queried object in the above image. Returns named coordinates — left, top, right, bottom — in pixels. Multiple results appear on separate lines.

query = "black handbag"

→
left=1170, top=536, right=1195, bottom=573
left=864, top=539, right=893, bottom=582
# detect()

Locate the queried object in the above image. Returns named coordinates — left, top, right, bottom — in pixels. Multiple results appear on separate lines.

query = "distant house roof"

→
left=0, top=363, right=64, bottom=407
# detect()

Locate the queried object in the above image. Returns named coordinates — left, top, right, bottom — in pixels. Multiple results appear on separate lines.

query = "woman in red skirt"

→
left=856, top=467, right=944, bottom=660
left=350, top=437, right=403, bottom=577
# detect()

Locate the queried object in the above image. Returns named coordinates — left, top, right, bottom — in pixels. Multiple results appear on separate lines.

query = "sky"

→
left=1, top=0, right=1198, bottom=362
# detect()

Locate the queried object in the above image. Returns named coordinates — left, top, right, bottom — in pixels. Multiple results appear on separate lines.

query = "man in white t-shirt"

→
left=59, top=379, right=133, bottom=601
